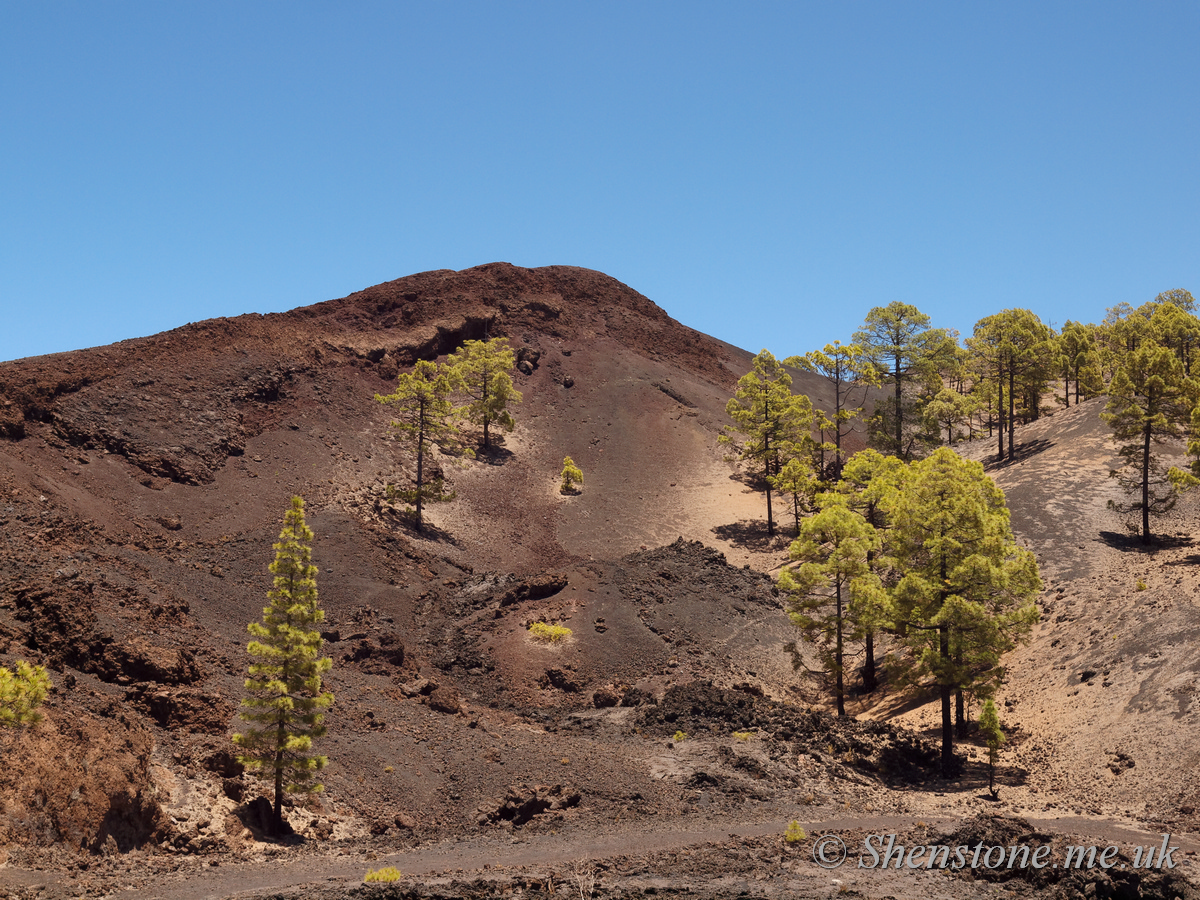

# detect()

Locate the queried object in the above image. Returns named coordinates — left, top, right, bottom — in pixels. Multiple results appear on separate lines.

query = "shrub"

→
left=0, top=661, right=50, bottom=728
left=672, top=730, right=688, bottom=743
left=785, top=821, right=807, bottom=843
left=529, top=621, right=573, bottom=643
left=560, top=456, right=584, bottom=494
left=364, top=866, right=402, bottom=882
left=732, top=730, right=754, bottom=742
left=1136, top=579, right=1147, bottom=591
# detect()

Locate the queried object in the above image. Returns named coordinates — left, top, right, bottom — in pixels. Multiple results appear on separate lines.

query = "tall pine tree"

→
left=234, top=497, right=334, bottom=834
left=787, top=341, right=876, bottom=480
left=854, top=302, right=954, bottom=459
left=722, top=350, right=813, bottom=535
left=447, top=337, right=522, bottom=450
left=376, top=360, right=465, bottom=532
left=886, top=449, right=1040, bottom=775
left=780, top=495, right=885, bottom=716
left=1102, top=340, right=1200, bottom=543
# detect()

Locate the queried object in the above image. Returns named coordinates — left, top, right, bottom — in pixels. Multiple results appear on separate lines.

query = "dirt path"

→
left=6, top=812, right=1197, bottom=900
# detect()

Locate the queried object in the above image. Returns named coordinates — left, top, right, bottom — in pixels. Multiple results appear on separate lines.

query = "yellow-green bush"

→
left=529, top=621, right=572, bottom=643
left=364, top=866, right=402, bottom=883
left=560, top=456, right=584, bottom=494
left=784, top=821, right=807, bottom=843
left=672, top=730, right=687, bottom=743
left=732, top=730, right=755, bottom=742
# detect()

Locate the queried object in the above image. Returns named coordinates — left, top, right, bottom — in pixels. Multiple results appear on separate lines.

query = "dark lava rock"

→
left=425, top=685, right=463, bottom=714
left=479, top=784, right=581, bottom=827
left=592, top=688, right=620, bottom=708
left=539, top=668, right=581, bottom=693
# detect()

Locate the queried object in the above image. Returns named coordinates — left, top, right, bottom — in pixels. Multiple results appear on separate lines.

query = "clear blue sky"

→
left=2, top=2, right=1197, bottom=363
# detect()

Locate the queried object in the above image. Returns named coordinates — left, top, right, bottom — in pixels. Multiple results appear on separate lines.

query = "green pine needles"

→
left=560, top=456, right=584, bottom=494
left=233, top=496, right=334, bottom=834
left=0, top=660, right=50, bottom=729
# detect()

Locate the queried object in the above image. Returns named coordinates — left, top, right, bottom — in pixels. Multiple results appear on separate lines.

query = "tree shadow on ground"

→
left=982, top=438, right=1055, bottom=471
left=475, top=445, right=515, bottom=467
left=712, top=520, right=792, bottom=553
left=380, top=507, right=461, bottom=546
left=876, top=746, right=1029, bottom=796
left=1098, top=531, right=1193, bottom=552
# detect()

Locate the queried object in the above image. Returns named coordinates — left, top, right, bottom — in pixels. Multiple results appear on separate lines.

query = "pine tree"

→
left=447, top=337, right=522, bottom=450
left=836, top=449, right=907, bottom=693
left=560, top=456, right=583, bottom=494
left=1148, top=298, right=1200, bottom=376
left=886, top=448, right=1040, bottom=775
left=233, top=497, right=334, bottom=834
left=1101, top=339, right=1200, bottom=544
left=376, top=360, right=466, bottom=532
left=1057, top=321, right=1103, bottom=407
left=979, top=698, right=1004, bottom=800
left=853, top=303, right=955, bottom=459
left=787, top=341, right=876, bottom=480
left=722, top=350, right=814, bottom=535
left=0, top=661, right=50, bottom=729
left=967, top=310, right=1055, bottom=461
left=770, top=456, right=819, bottom=535
left=780, top=495, right=886, bottom=716
left=923, top=388, right=979, bottom=446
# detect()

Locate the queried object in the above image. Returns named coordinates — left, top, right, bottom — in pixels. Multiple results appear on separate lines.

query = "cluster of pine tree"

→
left=726, top=288, right=1200, bottom=776
left=779, top=449, right=1039, bottom=774
left=375, top=337, right=522, bottom=531
left=729, top=290, right=1200, bottom=545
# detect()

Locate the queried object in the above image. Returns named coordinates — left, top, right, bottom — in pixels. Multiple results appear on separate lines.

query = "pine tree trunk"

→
left=939, top=561, right=954, bottom=774
left=996, top=360, right=1005, bottom=460
left=833, top=371, right=845, bottom=481
left=764, top=393, right=774, bottom=536
left=764, top=458, right=774, bottom=536
left=481, top=365, right=491, bottom=450
left=894, top=355, right=903, bottom=456
left=1142, top=420, right=1152, bottom=544
left=955, top=688, right=967, bottom=737
left=415, top=401, right=426, bottom=532
left=835, top=582, right=845, bottom=717
left=1008, top=361, right=1016, bottom=461
left=940, top=679, right=954, bottom=775
left=274, top=744, right=284, bottom=833
left=863, top=631, right=877, bottom=693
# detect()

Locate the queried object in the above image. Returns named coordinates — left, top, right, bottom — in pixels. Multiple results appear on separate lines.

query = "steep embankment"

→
left=884, top=400, right=1200, bottom=832
left=0, top=263, right=849, bottom=857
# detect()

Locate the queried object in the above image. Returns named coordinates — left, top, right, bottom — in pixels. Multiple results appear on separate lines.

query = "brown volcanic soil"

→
left=0, top=264, right=1198, bottom=898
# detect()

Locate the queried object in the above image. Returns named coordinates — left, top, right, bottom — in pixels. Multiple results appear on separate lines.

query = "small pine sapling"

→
left=560, top=456, right=584, bottom=494
left=979, top=699, right=1004, bottom=800
left=784, top=821, right=807, bottom=843
left=528, top=621, right=572, bottom=643
left=364, top=866, right=402, bottom=882
left=0, top=661, right=50, bottom=729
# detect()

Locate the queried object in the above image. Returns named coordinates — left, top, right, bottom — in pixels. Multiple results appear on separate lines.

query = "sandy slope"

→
left=2, top=265, right=1199, bottom=898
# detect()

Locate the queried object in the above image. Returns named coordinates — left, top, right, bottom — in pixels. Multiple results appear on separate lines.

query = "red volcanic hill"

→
left=3, top=264, right=1198, bottom=900
left=0, top=263, right=859, bottom=859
